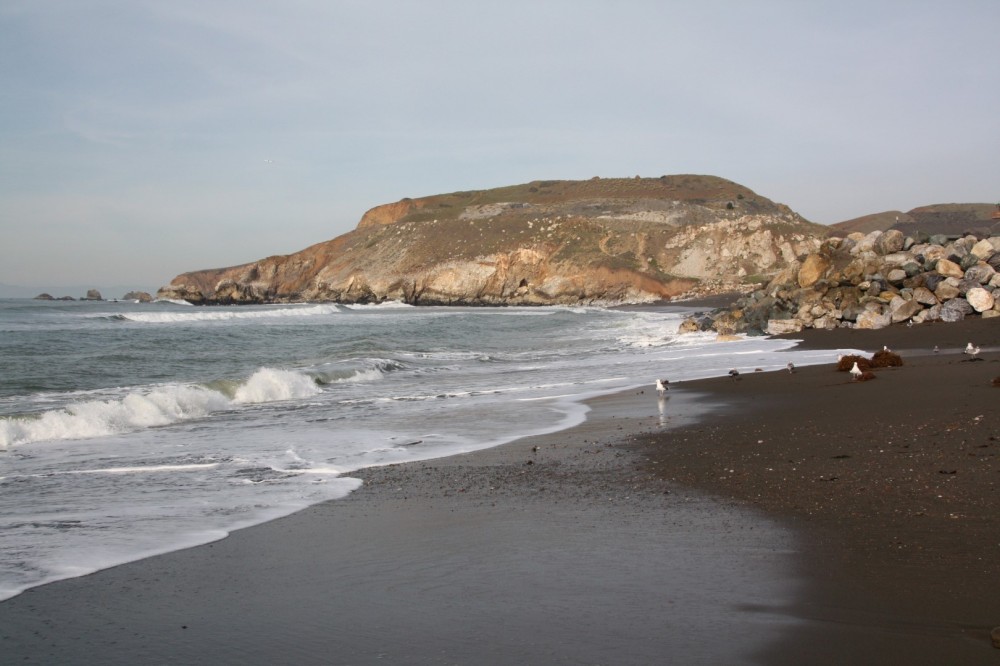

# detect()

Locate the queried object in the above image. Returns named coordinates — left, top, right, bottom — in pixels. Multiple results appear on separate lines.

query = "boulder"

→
left=677, top=317, right=700, bottom=334
left=886, top=268, right=907, bottom=285
left=966, top=287, right=995, bottom=313
left=912, top=286, right=938, bottom=306
left=33, top=293, right=55, bottom=300
left=970, top=239, right=997, bottom=260
left=960, top=253, right=981, bottom=270
left=940, top=298, right=973, bottom=322
left=84, top=289, right=103, bottom=301
left=889, top=296, right=923, bottom=323
left=934, top=279, right=961, bottom=301
left=766, top=318, right=804, bottom=335
left=874, top=229, right=905, bottom=255
left=935, top=258, right=964, bottom=279
left=797, top=253, right=830, bottom=288
left=965, top=264, right=996, bottom=284
left=855, top=308, right=892, bottom=330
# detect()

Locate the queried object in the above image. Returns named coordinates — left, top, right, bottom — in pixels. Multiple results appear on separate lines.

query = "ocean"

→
left=0, top=298, right=838, bottom=601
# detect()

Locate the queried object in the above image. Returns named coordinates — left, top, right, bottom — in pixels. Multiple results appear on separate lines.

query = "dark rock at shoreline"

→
left=82, top=289, right=103, bottom=301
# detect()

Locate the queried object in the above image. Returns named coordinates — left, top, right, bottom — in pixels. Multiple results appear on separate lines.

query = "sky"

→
left=2, top=1, right=998, bottom=293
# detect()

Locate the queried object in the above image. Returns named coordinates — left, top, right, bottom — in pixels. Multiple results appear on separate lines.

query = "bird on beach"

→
left=786, top=362, right=796, bottom=374
left=728, top=368, right=741, bottom=381
left=655, top=378, right=669, bottom=395
left=883, top=345, right=892, bottom=352
left=934, top=345, right=940, bottom=353
left=965, top=342, right=982, bottom=360
left=849, top=361, right=863, bottom=381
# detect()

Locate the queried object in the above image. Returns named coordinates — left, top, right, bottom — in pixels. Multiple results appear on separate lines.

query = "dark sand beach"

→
left=1, top=317, right=998, bottom=664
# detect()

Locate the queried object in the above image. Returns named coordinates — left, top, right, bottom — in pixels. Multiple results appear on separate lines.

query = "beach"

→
left=1, top=317, right=998, bottom=664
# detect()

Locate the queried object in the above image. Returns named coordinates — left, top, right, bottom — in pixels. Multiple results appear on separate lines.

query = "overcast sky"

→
left=2, top=1, right=998, bottom=292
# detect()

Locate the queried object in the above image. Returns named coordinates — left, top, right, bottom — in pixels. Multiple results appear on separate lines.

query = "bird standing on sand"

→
left=655, top=379, right=669, bottom=395
left=728, top=368, right=740, bottom=381
left=849, top=362, right=863, bottom=381
left=786, top=362, right=795, bottom=374
left=965, top=342, right=981, bottom=360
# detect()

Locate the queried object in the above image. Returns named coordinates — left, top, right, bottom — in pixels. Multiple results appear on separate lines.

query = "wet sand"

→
left=1, top=317, right=998, bottom=664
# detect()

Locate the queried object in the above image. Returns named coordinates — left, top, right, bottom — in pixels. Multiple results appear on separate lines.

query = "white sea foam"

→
left=152, top=298, right=194, bottom=306
left=341, top=300, right=414, bottom=309
left=119, top=304, right=340, bottom=324
left=233, top=368, right=322, bottom=403
left=0, top=368, right=323, bottom=447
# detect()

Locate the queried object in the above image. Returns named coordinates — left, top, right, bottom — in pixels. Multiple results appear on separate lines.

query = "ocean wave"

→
left=341, top=301, right=413, bottom=310
left=312, top=358, right=404, bottom=385
left=0, top=367, right=323, bottom=448
left=115, top=304, right=341, bottom=324
left=152, top=298, right=194, bottom=306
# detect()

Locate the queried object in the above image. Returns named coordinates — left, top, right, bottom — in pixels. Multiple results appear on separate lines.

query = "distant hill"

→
left=829, top=203, right=999, bottom=238
left=159, top=174, right=827, bottom=306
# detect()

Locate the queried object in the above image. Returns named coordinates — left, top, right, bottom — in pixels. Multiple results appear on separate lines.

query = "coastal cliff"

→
left=157, top=175, right=826, bottom=306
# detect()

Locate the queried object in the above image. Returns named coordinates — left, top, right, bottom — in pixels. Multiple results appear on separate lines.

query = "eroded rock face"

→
left=157, top=175, right=826, bottom=306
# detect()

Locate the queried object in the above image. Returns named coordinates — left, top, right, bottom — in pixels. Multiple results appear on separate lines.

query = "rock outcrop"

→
left=158, top=175, right=826, bottom=306
left=122, top=291, right=153, bottom=303
left=691, top=229, right=1000, bottom=335
left=82, top=289, right=103, bottom=301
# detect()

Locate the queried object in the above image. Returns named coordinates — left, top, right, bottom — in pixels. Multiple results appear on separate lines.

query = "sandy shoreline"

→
left=1, top=316, right=997, bottom=663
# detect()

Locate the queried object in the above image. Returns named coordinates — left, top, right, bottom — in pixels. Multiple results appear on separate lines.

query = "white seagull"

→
left=655, top=378, right=669, bottom=395
left=965, top=342, right=981, bottom=360
left=849, top=362, right=863, bottom=381
left=786, top=362, right=796, bottom=374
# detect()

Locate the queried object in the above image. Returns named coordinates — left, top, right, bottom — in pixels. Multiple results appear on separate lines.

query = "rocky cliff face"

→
left=158, top=175, right=827, bottom=306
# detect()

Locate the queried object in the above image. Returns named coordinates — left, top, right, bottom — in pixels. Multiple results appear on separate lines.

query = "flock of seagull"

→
left=655, top=341, right=987, bottom=393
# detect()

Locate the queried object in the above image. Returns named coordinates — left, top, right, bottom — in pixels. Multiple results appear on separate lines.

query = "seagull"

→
left=849, top=362, right=863, bottom=381
left=728, top=368, right=741, bottom=381
left=786, top=362, right=796, bottom=374
left=655, top=378, right=669, bottom=395
left=933, top=345, right=939, bottom=353
left=883, top=345, right=891, bottom=352
left=965, top=342, right=982, bottom=360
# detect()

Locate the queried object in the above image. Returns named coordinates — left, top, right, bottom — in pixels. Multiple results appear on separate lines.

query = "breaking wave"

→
left=115, top=304, right=341, bottom=324
left=0, top=368, right=323, bottom=448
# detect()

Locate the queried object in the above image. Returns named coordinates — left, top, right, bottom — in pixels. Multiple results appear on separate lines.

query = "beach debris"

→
left=991, top=625, right=1000, bottom=649
left=728, top=368, right=741, bottom=381
left=964, top=342, right=982, bottom=360
left=849, top=362, right=864, bottom=381
left=870, top=349, right=903, bottom=368
left=837, top=354, right=871, bottom=372
left=992, top=376, right=1000, bottom=387
left=655, top=378, right=669, bottom=394
left=786, top=362, right=796, bottom=374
